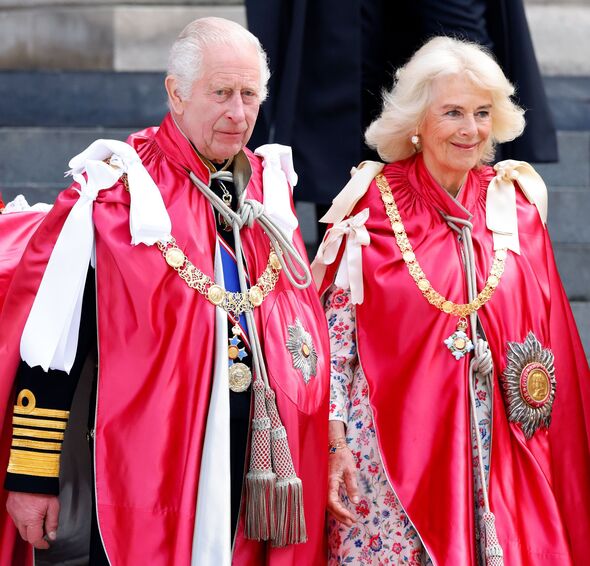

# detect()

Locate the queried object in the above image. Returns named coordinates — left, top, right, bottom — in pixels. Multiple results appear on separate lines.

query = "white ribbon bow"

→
left=3, top=194, right=52, bottom=214
left=312, top=208, right=370, bottom=304
left=254, top=144, right=299, bottom=242
left=68, top=139, right=172, bottom=245
left=20, top=139, right=171, bottom=373
left=486, top=160, right=548, bottom=255
left=320, top=161, right=384, bottom=225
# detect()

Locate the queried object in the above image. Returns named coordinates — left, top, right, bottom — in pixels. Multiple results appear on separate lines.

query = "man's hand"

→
left=6, top=492, right=59, bottom=549
left=327, top=445, right=360, bottom=527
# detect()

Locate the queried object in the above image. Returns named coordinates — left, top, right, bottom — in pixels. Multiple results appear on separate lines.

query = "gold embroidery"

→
left=12, top=427, right=65, bottom=441
left=16, top=389, right=36, bottom=412
left=7, top=449, right=60, bottom=477
left=12, top=439, right=62, bottom=451
left=13, top=416, right=67, bottom=430
left=14, top=406, right=70, bottom=419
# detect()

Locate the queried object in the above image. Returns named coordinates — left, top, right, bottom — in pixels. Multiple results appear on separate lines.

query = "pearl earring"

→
left=411, top=135, right=420, bottom=146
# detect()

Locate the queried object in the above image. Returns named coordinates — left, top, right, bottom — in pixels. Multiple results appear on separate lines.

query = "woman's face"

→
left=419, top=73, right=493, bottom=190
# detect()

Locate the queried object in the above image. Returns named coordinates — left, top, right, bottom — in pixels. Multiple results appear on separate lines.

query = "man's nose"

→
left=226, top=93, right=246, bottom=122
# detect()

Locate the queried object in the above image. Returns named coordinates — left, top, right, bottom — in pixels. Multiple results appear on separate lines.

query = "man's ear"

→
left=165, top=76, right=184, bottom=115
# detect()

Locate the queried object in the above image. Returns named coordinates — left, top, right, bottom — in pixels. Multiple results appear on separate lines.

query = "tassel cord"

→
left=442, top=213, right=503, bottom=564
left=187, top=165, right=310, bottom=546
left=443, top=213, right=493, bottom=512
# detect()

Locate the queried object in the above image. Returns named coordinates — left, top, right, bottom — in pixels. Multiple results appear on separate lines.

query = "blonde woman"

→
left=314, top=36, right=590, bottom=565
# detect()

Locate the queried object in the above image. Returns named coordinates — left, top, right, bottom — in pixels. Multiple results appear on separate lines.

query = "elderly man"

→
left=0, top=17, right=329, bottom=565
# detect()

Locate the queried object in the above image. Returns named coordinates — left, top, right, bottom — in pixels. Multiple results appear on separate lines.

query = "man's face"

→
left=171, top=42, right=262, bottom=163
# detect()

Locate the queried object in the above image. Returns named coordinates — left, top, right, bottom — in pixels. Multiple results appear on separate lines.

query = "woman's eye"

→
left=446, top=109, right=461, bottom=117
left=476, top=110, right=491, bottom=119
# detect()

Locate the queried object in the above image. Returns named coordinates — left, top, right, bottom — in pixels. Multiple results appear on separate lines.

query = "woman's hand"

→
left=327, top=421, right=359, bottom=526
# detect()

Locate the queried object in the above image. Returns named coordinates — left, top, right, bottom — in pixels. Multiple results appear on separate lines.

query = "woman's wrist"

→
left=328, top=436, right=348, bottom=454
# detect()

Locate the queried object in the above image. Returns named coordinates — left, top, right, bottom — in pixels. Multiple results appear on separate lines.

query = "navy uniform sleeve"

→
left=4, top=268, right=97, bottom=495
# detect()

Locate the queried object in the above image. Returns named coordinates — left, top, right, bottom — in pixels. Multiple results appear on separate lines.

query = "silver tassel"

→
left=244, top=378, right=276, bottom=541
left=483, top=511, right=504, bottom=566
left=265, top=388, right=307, bottom=546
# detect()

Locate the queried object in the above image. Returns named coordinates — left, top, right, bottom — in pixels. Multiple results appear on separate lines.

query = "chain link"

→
left=375, top=174, right=507, bottom=318
left=157, top=237, right=282, bottom=319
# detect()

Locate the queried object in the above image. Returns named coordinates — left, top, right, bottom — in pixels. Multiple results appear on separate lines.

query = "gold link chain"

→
left=157, top=238, right=282, bottom=317
left=375, top=174, right=507, bottom=318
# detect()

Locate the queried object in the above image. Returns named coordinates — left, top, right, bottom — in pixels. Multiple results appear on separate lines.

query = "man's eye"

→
left=242, top=90, right=260, bottom=103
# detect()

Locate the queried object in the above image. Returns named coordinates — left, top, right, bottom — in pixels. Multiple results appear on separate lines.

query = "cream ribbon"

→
left=20, top=139, right=171, bottom=373
left=486, top=160, right=548, bottom=255
left=254, top=144, right=299, bottom=242
left=311, top=208, right=370, bottom=304
left=320, top=161, right=384, bottom=225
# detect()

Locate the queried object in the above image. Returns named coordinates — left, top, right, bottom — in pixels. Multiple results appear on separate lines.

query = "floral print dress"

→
left=326, top=285, right=492, bottom=565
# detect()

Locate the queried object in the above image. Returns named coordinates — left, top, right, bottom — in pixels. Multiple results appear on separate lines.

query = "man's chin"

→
left=208, top=143, right=245, bottom=163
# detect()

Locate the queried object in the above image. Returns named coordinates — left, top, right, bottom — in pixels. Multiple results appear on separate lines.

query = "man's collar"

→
left=196, top=152, right=234, bottom=174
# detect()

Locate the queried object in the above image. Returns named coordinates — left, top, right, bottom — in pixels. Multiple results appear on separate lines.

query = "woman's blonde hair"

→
left=365, top=36, right=525, bottom=164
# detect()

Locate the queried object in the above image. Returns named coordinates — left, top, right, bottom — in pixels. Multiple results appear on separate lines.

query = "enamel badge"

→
left=286, top=318, right=318, bottom=384
left=502, top=332, right=556, bottom=439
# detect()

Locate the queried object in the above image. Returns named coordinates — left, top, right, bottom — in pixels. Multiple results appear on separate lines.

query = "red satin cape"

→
left=319, top=154, right=590, bottom=565
left=0, top=210, right=50, bottom=566
left=0, top=114, right=329, bottom=565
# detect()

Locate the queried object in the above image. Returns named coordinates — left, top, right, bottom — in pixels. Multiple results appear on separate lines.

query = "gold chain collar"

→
left=375, top=173, right=507, bottom=318
left=157, top=238, right=282, bottom=317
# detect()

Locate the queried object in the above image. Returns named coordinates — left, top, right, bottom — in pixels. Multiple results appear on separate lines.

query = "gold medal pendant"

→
left=228, top=363, right=252, bottom=393
left=165, top=247, right=185, bottom=269
left=227, top=323, right=251, bottom=392
left=444, top=317, right=474, bottom=360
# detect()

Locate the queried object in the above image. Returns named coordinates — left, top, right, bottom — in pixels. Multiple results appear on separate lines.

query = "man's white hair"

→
left=365, top=36, right=526, bottom=164
left=167, top=17, right=270, bottom=101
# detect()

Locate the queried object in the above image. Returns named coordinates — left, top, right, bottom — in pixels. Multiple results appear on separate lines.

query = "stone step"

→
left=525, top=2, right=590, bottom=76
left=553, top=244, right=590, bottom=301
left=0, top=71, right=587, bottom=136
left=548, top=187, right=590, bottom=245
left=0, top=3, right=246, bottom=71
left=0, top=127, right=132, bottom=204
left=544, top=77, right=590, bottom=131
left=533, top=131, right=590, bottom=187
left=571, top=301, right=590, bottom=360
left=0, top=72, right=167, bottom=129
left=0, top=1, right=588, bottom=76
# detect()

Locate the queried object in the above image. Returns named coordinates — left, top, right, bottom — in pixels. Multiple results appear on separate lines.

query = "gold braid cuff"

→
left=8, top=389, right=68, bottom=477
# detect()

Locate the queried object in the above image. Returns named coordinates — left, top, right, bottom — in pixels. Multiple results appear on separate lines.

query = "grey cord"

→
left=189, top=168, right=313, bottom=387
left=442, top=212, right=494, bottom=513
left=190, top=170, right=311, bottom=289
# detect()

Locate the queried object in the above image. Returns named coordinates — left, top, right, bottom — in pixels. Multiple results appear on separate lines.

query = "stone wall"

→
left=0, top=1, right=245, bottom=70
left=0, top=1, right=589, bottom=75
